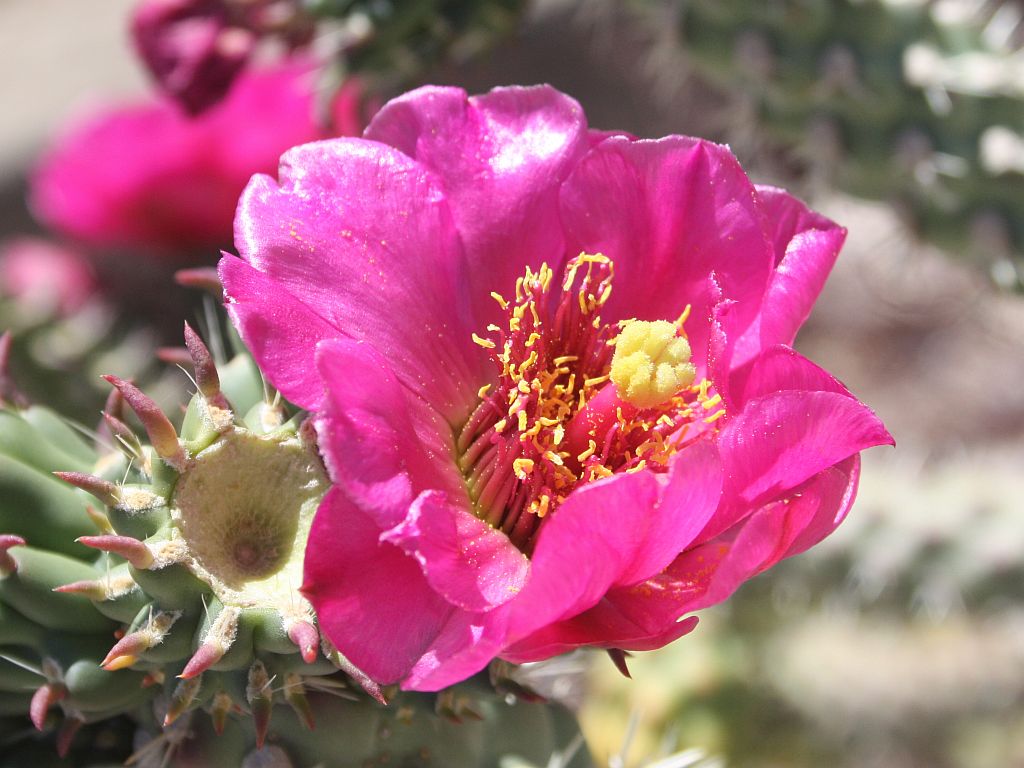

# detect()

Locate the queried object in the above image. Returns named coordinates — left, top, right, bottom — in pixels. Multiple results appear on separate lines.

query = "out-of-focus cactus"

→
left=619, top=0, right=1024, bottom=289
left=0, top=325, right=592, bottom=766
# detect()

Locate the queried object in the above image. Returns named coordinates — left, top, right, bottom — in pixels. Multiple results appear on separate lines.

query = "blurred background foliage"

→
left=1, top=1, right=1022, bottom=766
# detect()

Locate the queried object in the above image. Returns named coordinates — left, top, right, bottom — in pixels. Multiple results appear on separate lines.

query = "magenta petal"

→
left=503, top=611, right=698, bottom=663
left=313, top=340, right=467, bottom=528
left=560, top=136, right=774, bottom=369
left=720, top=390, right=892, bottom=510
left=366, top=85, right=588, bottom=327
left=738, top=344, right=854, bottom=406
left=302, top=488, right=457, bottom=685
left=506, top=472, right=661, bottom=642
left=382, top=490, right=529, bottom=612
left=219, top=256, right=340, bottom=409
left=616, top=440, right=723, bottom=586
left=230, top=138, right=485, bottom=420
left=659, top=459, right=860, bottom=616
left=403, top=609, right=512, bottom=691
left=733, top=186, right=847, bottom=364
left=779, top=456, right=860, bottom=559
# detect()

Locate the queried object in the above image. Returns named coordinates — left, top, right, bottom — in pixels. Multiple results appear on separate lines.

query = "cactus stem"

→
left=211, top=691, right=234, bottom=735
left=29, top=681, right=67, bottom=730
left=56, top=714, right=84, bottom=758
left=283, top=673, right=315, bottom=730
left=247, top=661, right=274, bottom=749
left=175, top=266, right=223, bottom=294
left=606, top=648, right=632, bottom=679
left=0, top=534, right=26, bottom=575
left=285, top=619, right=319, bottom=664
left=54, top=471, right=121, bottom=507
left=184, top=323, right=230, bottom=409
left=165, top=675, right=203, bottom=726
left=101, top=375, right=186, bottom=470
left=77, top=534, right=155, bottom=569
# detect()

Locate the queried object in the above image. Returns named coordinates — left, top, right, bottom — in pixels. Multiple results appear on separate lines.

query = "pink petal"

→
left=229, top=138, right=487, bottom=419
left=696, top=389, right=892, bottom=544
left=720, top=390, right=891, bottom=508
left=559, top=136, right=774, bottom=371
left=615, top=440, right=723, bottom=586
left=738, top=344, right=854, bottom=406
left=506, top=473, right=661, bottom=642
left=302, top=488, right=458, bottom=685
left=313, top=340, right=468, bottom=528
left=733, top=186, right=846, bottom=364
left=503, top=453, right=718, bottom=646
left=664, top=458, right=861, bottom=615
left=366, top=85, right=588, bottom=328
left=219, top=256, right=339, bottom=409
left=503, top=612, right=698, bottom=663
left=382, top=490, right=529, bottom=612
left=403, top=609, right=512, bottom=691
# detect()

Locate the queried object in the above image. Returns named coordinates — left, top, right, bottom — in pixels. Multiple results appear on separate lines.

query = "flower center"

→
left=457, top=253, right=725, bottom=552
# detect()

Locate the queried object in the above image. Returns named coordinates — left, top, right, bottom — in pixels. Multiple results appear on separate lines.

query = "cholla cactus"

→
left=0, top=324, right=591, bottom=766
left=608, top=0, right=1024, bottom=288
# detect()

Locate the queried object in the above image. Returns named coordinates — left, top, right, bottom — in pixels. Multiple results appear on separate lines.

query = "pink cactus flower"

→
left=219, top=85, right=893, bottom=691
left=30, top=60, right=363, bottom=259
left=0, top=238, right=97, bottom=316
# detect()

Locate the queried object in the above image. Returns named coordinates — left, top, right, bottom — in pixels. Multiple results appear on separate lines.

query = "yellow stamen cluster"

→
left=459, top=253, right=725, bottom=550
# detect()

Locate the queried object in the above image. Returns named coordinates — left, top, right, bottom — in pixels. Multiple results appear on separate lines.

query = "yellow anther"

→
left=544, top=451, right=564, bottom=467
left=517, top=411, right=528, bottom=432
left=703, top=409, right=727, bottom=424
left=478, top=384, right=492, bottom=399
left=494, top=419, right=508, bottom=433
left=584, top=374, right=610, bottom=388
left=701, top=393, right=723, bottom=411
left=513, top=458, right=535, bottom=479
left=553, top=355, right=578, bottom=366
left=472, top=333, right=496, bottom=349
left=490, top=292, right=509, bottom=309
left=577, top=440, right=597, bottom=462
left=610, top=320, right=697, bottom=409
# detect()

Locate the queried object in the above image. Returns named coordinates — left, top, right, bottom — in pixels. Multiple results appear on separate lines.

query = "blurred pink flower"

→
left=30, top=60, right=364, bottom=259
left=219, top=85, right=893, bottom=691
left=131, top=0, right=254, bottom=114
left=0, top=238, right=97, bottom=316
